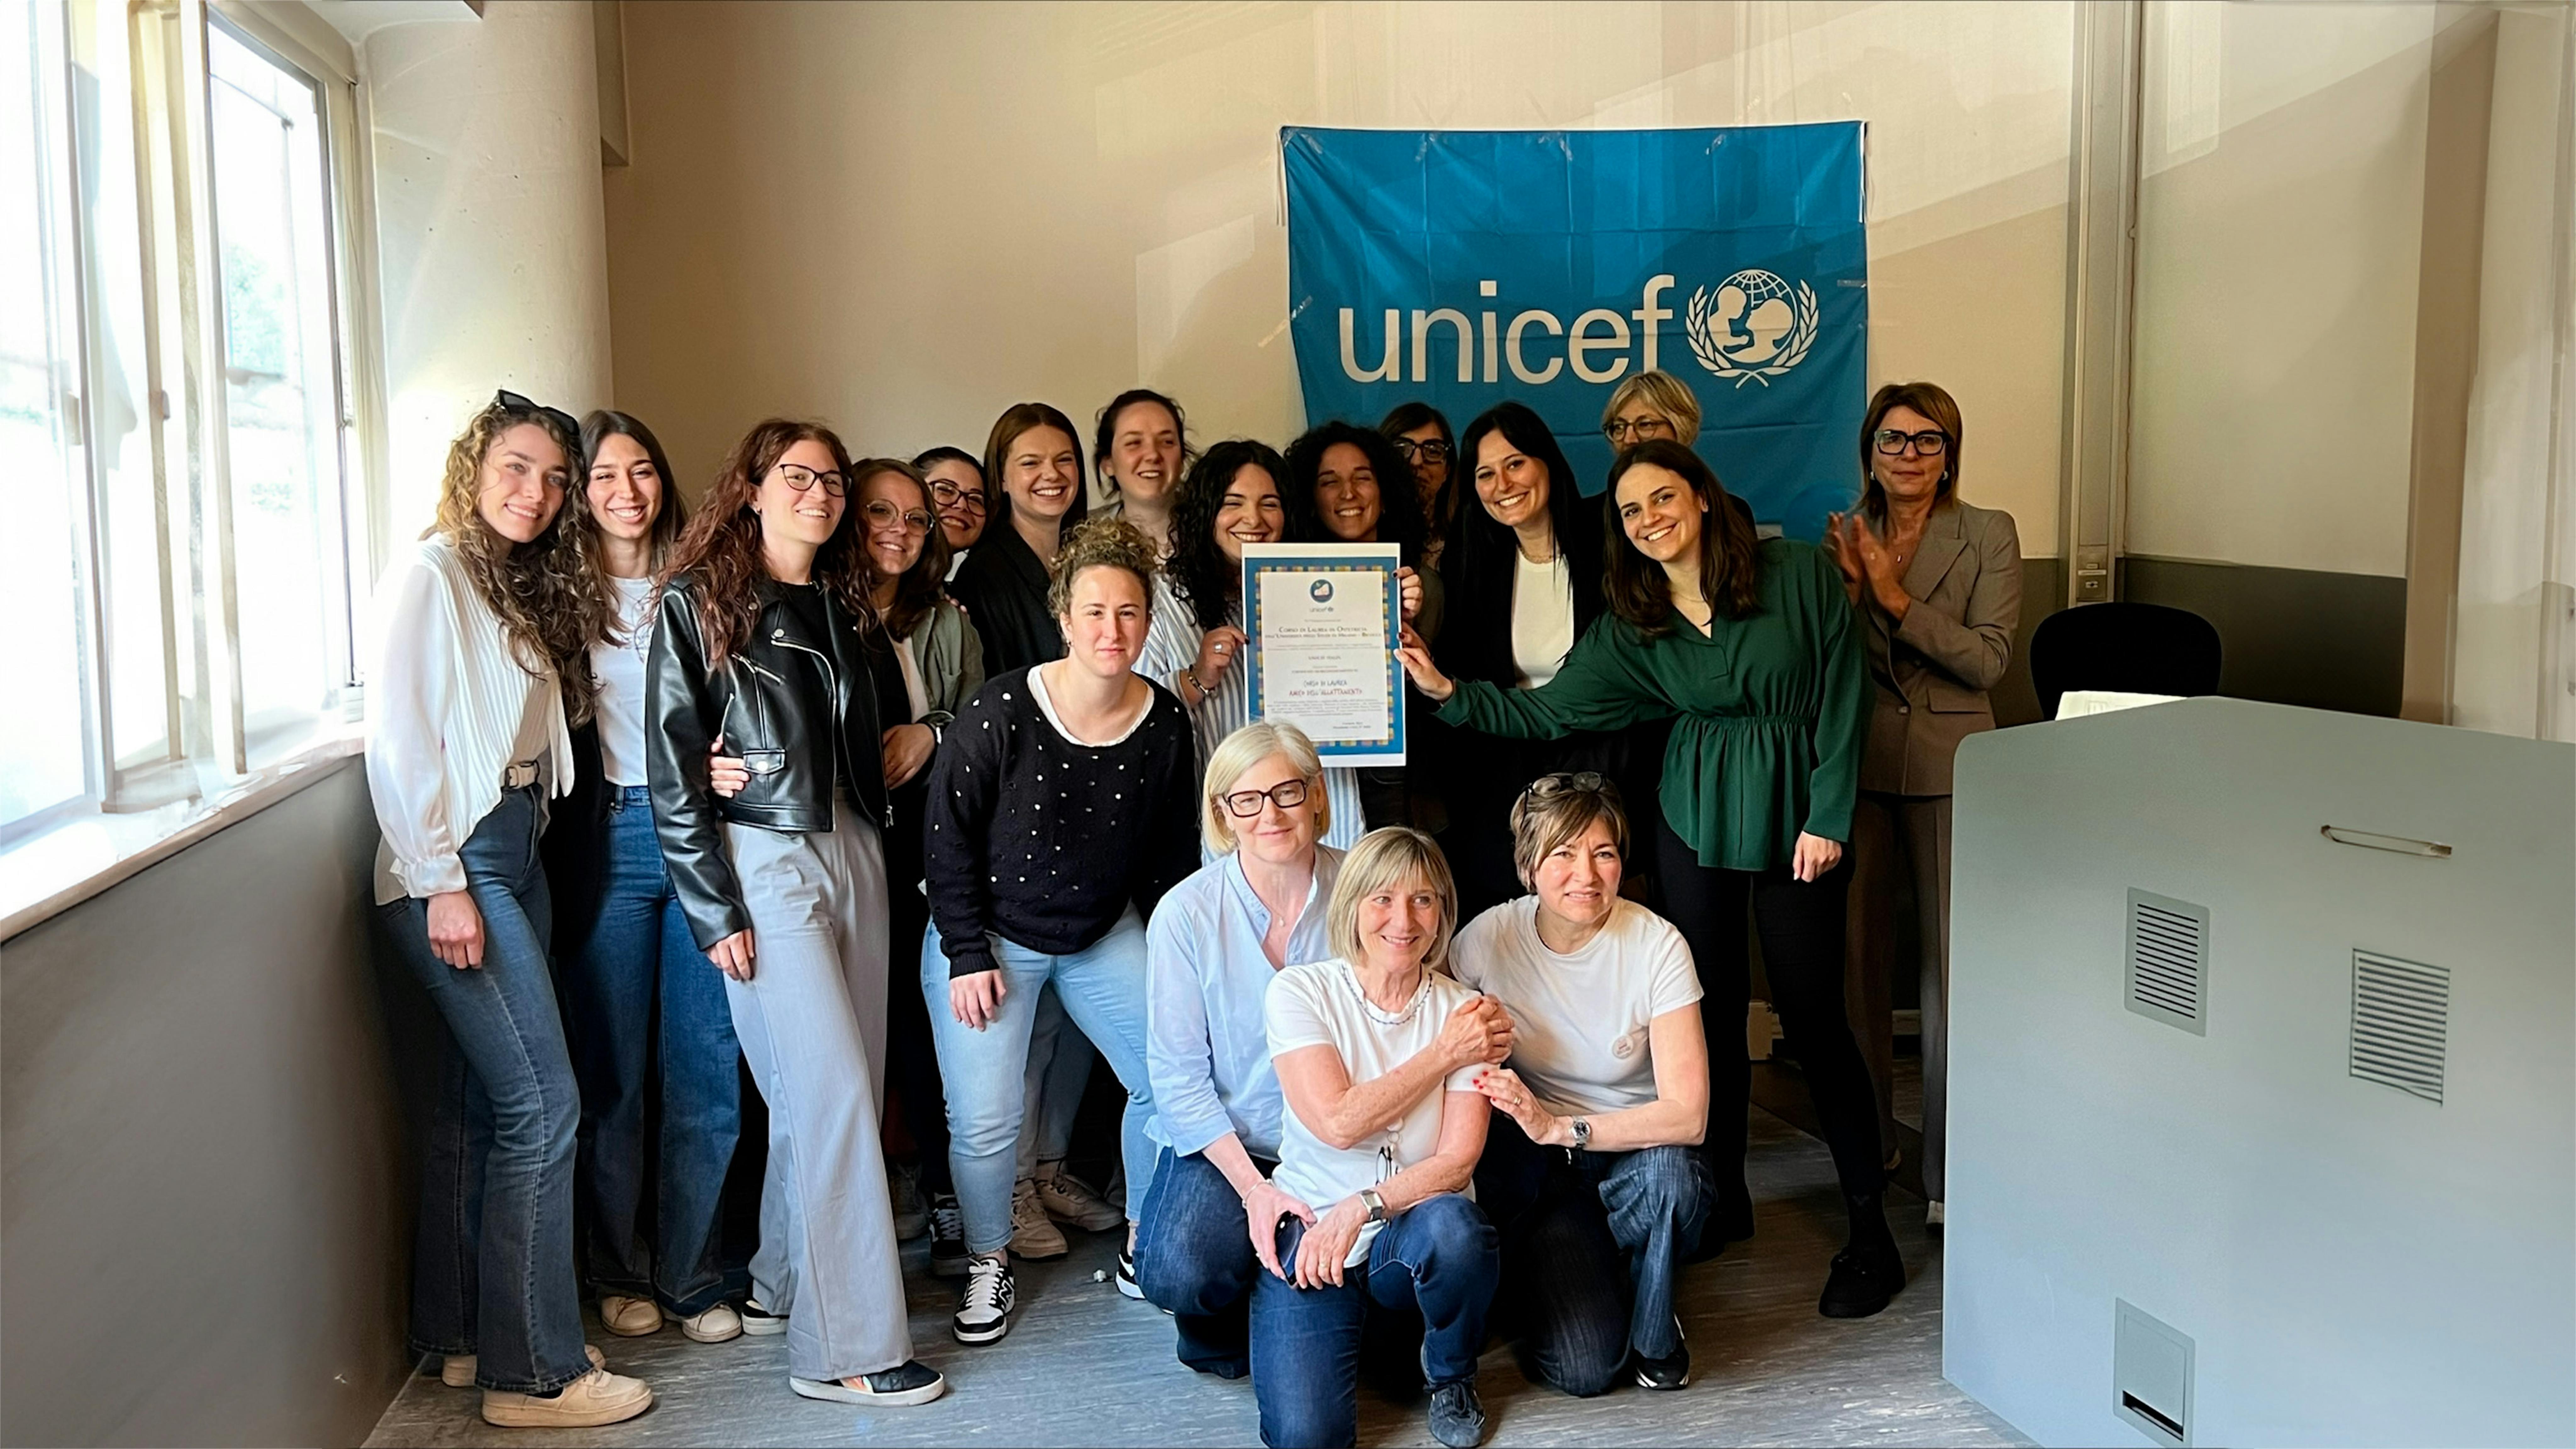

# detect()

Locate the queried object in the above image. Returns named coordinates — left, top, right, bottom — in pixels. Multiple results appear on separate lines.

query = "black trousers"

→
left=1652, top=813, right=1883, bottom=1234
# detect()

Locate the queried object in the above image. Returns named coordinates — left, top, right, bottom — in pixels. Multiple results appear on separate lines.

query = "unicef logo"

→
left=1309, top=579, right=1334, bottom=603
left=1685, top=268, right=1820, bottom=387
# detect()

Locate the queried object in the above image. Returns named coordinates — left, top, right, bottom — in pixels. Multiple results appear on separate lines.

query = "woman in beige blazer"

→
left=1825, top=381, right=2020, bottom=1227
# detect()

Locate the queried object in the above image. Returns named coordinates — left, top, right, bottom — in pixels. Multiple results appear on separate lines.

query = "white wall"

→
left=2125, top=2, right=2437, bottom=577
left=364, top=0, right=613, bottom=545
left=605, top=0, right=2073, bottom=554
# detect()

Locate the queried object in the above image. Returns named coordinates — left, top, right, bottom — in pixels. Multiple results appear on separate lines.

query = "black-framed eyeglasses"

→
left=1391, top=437, right=1452, bottom=464
left=772, top=462, right=848, bottom=497
left=1873, top=428, right=1949, bottom=458
left=493, top=389, right=581, bottom=447
left=1518, top=770, right=1609, bottom=808
left=1219, top=778, right=1313, bottom=818
left=1604, top=416, right=1676, bottom=445
left=930, top=479, right=988, bottom=514
left=861, top=498, right=934, bottom=536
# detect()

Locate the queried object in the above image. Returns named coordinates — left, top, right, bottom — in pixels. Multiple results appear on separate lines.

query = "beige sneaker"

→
left=482, top=1367, right=654, bottom=1428
left=1008, top=1178, right=1068, bottom=1259
left=599, top=1295, right=663, bottom=1337
left=679, top=1302, right=743, bottom=1343
left=441, top=1344, right=602, bottom=1389
left=1035, top=1164, right=1126, bottom=1233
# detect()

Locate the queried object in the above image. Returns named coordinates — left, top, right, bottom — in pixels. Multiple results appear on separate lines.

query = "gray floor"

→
left=366, top=1080, right=2027, bottom=1448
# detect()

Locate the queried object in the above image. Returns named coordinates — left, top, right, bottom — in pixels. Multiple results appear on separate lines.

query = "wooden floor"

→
left=366, top=1083, right=2027, bottom=1449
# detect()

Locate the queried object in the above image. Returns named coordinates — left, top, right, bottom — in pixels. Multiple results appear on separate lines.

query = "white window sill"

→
left=0, top=729, right=369, bottom=942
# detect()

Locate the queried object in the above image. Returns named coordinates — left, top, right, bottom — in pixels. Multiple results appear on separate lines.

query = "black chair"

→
left=2027, top=602, right=2222, bottom=720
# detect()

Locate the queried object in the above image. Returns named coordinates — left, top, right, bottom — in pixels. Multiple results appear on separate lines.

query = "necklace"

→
left=1339, top=959, right=1431, bottom=1027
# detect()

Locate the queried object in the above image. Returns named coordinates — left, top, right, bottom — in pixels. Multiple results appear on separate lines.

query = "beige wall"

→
left=605, top=0, right=2073, bottom=553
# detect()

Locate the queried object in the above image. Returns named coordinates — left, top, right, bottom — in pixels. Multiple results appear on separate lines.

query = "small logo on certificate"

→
left=1309, top=578, right=1335, bottom=603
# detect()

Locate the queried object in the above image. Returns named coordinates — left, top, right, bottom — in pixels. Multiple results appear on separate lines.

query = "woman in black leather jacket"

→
left=644, top=418, right=945, bottom=1409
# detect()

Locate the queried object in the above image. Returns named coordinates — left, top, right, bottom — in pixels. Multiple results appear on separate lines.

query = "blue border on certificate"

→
left=1241, top=544, right=1405, bottom=765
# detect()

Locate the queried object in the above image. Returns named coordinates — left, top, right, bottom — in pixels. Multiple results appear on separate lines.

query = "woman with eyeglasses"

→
left=1142, top=439, right=1369, bottom=853
left=1454, top=773, right=1709, bottom=1396
left=1255, top=827, right=1508, bottom=1449
left=1599, top=369, right=1704, bottom=451
left=1380, top=402, right=1457, bottom=645
left=922, top=517, right=1198, bottom=1346
left=538, top=410, right=753, bottom=1353
left=1134, top=721, right=1343, bottom=1377
left=1824, top=382, right=2020, bottom=1231
left=913, top=446, right=989, bottom=573
left=1398, top=439, right=1904, bottom=1322
left=1094, top=388, right=1190, bottom=559
left=646, top=420, right=947, bottom=1407
left=1426, top=402, right=1617, bottom=919
left=949, top=402, right=1089, bottom=673
left=369, top=391, right=652, bottom=1426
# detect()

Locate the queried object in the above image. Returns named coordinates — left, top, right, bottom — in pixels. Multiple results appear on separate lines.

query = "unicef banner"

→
left=1283, top=124, right=1866, bottom=537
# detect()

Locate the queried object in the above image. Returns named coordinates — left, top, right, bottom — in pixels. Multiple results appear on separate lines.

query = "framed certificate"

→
left=1240, top=542, right=1404, bottom=766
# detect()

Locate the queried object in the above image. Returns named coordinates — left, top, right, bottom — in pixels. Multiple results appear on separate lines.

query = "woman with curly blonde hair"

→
left=921, top=516, right=1199, bottom=1345
left=367, top=391, right=650, bottom=1428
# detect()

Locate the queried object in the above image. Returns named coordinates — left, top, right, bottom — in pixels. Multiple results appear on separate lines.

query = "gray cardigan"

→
left=1857, top=499, right=2022, bottom=797
left=908, top=596, right=985, bottom=729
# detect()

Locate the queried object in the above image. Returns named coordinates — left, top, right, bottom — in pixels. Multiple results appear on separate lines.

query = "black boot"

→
left=1818, top=1191, right=1905, bottom=1319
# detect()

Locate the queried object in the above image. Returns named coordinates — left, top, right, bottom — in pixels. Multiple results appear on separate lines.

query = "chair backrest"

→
left=2027, top=602, right=2223, bottom=720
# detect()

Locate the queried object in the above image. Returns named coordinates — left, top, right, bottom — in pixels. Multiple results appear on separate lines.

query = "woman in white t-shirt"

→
left=1452, top=772, right=1711, bottom=1396
left=1257, top=828, right=1511, bottom=1449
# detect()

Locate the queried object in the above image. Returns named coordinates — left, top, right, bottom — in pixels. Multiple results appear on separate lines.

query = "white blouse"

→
left=366, top=537, right=573, bottom=904
left=1510, top=547, right=1574, bottom=688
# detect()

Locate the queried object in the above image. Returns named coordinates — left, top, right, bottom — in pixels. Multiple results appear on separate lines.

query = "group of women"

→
left=365, top=369, right=2022, bottom=1443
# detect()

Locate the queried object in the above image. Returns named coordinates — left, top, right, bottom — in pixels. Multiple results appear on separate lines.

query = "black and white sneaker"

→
left=1634, top=1317, right=1690, bottom=1390
left=1116, top=1246, right=1145, bottom=1300
left=738, top=1297, right=788, bottom=1336
left=951, top=1256, right=1016, bottom=1344
left=928, top=1194, right=969, bottom=1279
left=789, top=1359, right=948, bottom=1407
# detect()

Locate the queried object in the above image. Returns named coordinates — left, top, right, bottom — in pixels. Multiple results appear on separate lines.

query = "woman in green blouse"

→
left=1396, top=439, right=1904, bottom=1320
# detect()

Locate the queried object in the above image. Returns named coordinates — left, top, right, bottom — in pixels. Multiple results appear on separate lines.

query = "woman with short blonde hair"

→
left=1255, top=827, right=1509, bottom=1449
left=1600, top=368, right=1704, bottom=448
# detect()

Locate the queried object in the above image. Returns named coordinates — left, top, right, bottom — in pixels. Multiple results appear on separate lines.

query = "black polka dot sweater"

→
left=923, top=665, right=1200, bottom=979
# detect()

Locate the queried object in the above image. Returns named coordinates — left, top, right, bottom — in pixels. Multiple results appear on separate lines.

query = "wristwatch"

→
left=1568, top=1117, right=1593, bottom=1152
left=1358, top=1188, right=1388, bottom=1224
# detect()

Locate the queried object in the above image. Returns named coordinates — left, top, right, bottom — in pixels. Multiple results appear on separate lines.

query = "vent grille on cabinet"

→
left=2350, top=950, right=2448, bottom=1105
left=2125, top=890, right=2208, bottom=1035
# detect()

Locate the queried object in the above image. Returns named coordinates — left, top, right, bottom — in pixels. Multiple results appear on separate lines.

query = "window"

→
left=0, top=0, right=377, bottom=845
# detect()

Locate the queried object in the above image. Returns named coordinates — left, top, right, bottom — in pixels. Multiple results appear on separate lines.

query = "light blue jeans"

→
left=922, top=909, right=1155, bottom=1256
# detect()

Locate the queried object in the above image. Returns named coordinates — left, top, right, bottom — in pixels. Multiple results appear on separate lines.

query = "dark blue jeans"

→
left=1134, top=1146, right=1274, bottom=1377
left=1477, top=1115, right=1710, bottom=1395
left=1249, top=1192, right=1498, bottom=1448
left=382, top=784, right=589, bottom=1393
left=558, top=785, right=744, bottom=1315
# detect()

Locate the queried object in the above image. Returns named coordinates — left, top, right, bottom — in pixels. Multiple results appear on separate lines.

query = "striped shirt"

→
left=1139, top=574, right=1366, bottom=853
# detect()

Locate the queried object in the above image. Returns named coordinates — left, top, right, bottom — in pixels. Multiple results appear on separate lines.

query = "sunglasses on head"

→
left=493, top=389, right=582, bottom=446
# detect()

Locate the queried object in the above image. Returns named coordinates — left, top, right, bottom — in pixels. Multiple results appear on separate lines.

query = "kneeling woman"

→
left=1454, top=773, right=1709, bottom=1395
left=646, top=420, right=945, bottom=1407
left=1256, top=828, right=1512, bottom=1449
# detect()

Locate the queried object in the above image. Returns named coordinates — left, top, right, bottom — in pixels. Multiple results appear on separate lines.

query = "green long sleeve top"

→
left=1435, top=537, right=1869, bottom=871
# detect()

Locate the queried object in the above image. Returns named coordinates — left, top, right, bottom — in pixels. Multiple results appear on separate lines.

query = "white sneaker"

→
left=679, top=1302, right=743, bottom=1343
left=1036, top=1164, right=1126, bottom=1233
left=951, top=1255, right=1017, bottom=1345
left=598, top=1295, right=663, bottom=1337
left=739, top=1297, right=788, bottom=1336
left=481, top=1367, right=654, bottom=1428
left=441, top=1344, right=601, bottom=1388
left=1009, top=1178, right=1069, bottom=1259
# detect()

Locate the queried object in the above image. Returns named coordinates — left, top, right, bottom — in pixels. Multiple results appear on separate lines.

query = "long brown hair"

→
left=1602, top=439, right=1761, bottom=638
left=425, top=396, right=605, bottom=723
left=660, top=419, right=873, bottom=668
left=982, top=402, right=1091, bottom=534
left=852, top=458, right=952, bottom=639
left=1857, top=380, right=1963, bottom=522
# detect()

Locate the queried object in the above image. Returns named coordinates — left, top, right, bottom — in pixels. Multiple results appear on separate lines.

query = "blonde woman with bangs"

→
left=1135, top=722, right=1343, bottom=1378
left=368, top=391, right=650, bottom=1427
left=1255, top=829, right=1510, bottom=1449
left=1599, top=368, right=1704, bottom=450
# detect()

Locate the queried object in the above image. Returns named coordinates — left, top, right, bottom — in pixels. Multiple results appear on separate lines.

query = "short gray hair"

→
left=1202, top=721, right=1329, bottom=856
left=1325, top=828, right=1457, bottom=974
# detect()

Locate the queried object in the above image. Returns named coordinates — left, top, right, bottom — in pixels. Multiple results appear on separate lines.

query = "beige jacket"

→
left=1857, top=500, right=2022, bottom=797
